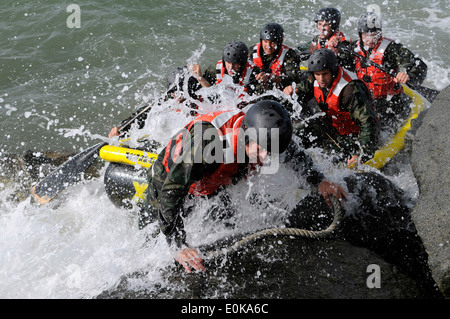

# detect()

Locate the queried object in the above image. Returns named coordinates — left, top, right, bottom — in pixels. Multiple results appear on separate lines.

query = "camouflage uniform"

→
left=249, top=44, right=302, bottom=90
left=141, top=120, right=325, bottom=250
left=346, top=40, right=428, bottom=132
left=289, top=72, right=378, bottom=162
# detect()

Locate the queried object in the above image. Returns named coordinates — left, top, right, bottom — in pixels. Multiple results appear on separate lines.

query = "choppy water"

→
left=0, top=0, right=448, bottom=298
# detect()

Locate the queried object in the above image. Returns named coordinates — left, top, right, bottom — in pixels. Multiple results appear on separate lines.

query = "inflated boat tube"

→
left=104, top=162, right=149, bottom=209
left=99, top=145, right=157, bottom=168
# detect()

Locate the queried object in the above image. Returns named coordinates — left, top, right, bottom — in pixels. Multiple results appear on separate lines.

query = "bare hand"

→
left=283, top=85, right=297, bottom=96
left=318, top=180, right=348, bottom=207
left=308, top=43, right=319, bottom=54
left=255, top=72, right=271, bottom=86
left=109, top=126, right=119, bottom=138
left=174, top=247, right=206, bottom=273
left=327, top=37, right=340, bottom=54
left=346, top=155, right=360, bottom=166
left=190, top=63, right=210, bottom=87
left=394, top=72, right=409, bottom=84
left=191, top=64, right=202, bottom=81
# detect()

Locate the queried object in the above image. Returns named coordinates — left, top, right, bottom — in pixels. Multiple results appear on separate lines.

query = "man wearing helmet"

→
left=250, top=23, right=301, bottom=91
left=191, top=41, right=265, bottom=96
left=346, top=12, right=428, bottom=132
left=284, top=49, right=378, bottom=166
left=140, top=99, right=347, bottom=272
left=297, top=7, right=353, bottom=68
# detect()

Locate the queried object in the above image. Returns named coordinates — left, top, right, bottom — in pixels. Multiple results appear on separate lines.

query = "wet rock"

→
left=0, top=150, right=70, bottom=201
left=98, top=237, right=422, bottom=299
left=410, top=85, right=450, bottom=298
left=0, top=149, right=103, bottom=202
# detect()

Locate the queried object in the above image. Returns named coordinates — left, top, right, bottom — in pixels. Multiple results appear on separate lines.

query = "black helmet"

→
left=222, top=41, right=249, bottom=66
left=314, top=7, right=341, bottom=33
left=357, top=12, right=382, bottom=34
left=308, top=49, right=339, bottom=76
left=243, top=100, right=293, bottom=154
left=260, top=23, right=284, bottom=44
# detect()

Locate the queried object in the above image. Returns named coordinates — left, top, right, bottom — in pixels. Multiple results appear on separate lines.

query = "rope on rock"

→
left=206, top=196, right=342, bottom=259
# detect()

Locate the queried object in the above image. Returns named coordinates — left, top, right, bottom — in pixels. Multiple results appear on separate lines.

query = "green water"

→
left=1, top=0, right=449, bottom=154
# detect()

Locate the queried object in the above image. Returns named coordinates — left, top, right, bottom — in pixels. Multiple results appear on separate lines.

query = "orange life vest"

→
left=215, top=60, right=254, bottom=87
left=354, top=37, right=403, bottom=99
left=162, top=109, right=246, bottom=196
left=251, top=42, right=290, bottom=76
left=313, top=67, right=361, bottom=136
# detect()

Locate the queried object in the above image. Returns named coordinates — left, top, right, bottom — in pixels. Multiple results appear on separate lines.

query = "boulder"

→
left=410, top=85, right=450, bottom=298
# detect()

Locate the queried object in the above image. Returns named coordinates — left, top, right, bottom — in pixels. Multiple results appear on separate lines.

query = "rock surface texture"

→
left=410, top=85, right=450, bottom=298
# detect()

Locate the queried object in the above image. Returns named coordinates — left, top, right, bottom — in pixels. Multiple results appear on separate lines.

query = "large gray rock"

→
left=411, top=86, right=450, bottom=298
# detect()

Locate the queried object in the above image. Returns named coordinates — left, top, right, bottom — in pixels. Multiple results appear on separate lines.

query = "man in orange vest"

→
left=141, top=100, right=347, bottom=273
left=284, top=49, right=378, bottom=166
left=191, top=41, right=266, bottom=100
left=297, top=7, right=353, bottom=69
left=250, top=23, right=301, bottom=91
left=347, top=12, right=428, bottom=132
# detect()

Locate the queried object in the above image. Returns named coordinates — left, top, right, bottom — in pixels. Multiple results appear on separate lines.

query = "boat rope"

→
left=206, top=196, right=342, bottom=259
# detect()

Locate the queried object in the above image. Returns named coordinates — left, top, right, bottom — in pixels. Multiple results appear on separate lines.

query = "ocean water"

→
left=0, top=0, right=449, bottom=298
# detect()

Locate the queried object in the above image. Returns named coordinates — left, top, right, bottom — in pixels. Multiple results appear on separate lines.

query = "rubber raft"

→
left=101, top=85, right=427, bottom=209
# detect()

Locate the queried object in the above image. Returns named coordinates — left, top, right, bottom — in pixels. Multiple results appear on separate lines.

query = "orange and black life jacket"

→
left=354, top=37, right=403, bottom=99
left=162, top=109, right=246, bottom=196
left=313, top=66, right=361, bottom=136
left=215, top=60, right=254, bottom=87
left=252, top=42, right=290, bottom=76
